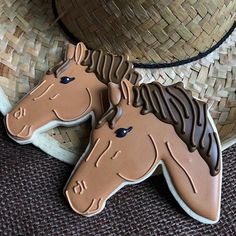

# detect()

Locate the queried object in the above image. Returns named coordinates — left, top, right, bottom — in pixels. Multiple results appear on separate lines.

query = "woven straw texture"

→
left=0, top=116, right=235, bottom=235
left=0, top=0, right=66, bottom=104
left=55, top=0, right=236, bottom=64
left=0, top=0, right=92, bottom=163
left=136, top=28, right=236, bottom=149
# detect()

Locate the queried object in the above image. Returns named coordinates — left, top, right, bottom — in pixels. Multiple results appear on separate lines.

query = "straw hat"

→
left=54, top=0, right=236, bottom=64
left=0, top=0, right=235, bottom=165
left=0, top=0, right=89, bottom=165
left=136, top=28, right=236, bottom=150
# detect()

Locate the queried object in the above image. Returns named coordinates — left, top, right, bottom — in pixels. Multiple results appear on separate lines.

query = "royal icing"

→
left=5, top=43, right=140, bottom=143
left=65, top=79, right=222, bottom=224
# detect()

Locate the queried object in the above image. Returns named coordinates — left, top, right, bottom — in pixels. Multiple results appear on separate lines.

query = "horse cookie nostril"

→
left=13, top=107, right=26, bottom=120
left=73, top=180, right=87, bottom=195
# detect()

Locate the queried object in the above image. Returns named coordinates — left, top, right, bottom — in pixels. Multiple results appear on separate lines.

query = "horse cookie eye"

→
left=115, top=127, right=133, bottom=138
left=60, top=76, right=75, bottom=84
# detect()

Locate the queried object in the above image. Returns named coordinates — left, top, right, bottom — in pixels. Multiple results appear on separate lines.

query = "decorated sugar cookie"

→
left=4, top=42, right=140, bottom=147
left=65, top=79, right=222, bottom=224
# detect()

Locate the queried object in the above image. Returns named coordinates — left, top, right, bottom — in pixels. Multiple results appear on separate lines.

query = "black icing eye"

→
left=115, top=127, right=133, bottom=138
left=60, top=76, right=75, bottom=84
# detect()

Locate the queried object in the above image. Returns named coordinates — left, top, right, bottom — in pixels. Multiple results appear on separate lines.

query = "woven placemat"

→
left=0, top=115, right=235, bottom=235
left=0, top=0, right=235, bottom=165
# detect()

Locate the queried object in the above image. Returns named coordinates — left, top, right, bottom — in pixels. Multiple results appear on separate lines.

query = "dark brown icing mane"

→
left=98, top=82, right=221, bottom=176
left=97, top=105, right=122, bottom=129
left=81, top=50, right=141, bottom=85
left=46, top=59, right=71, bottom=77
left=47, top=49, right=141, bottom=85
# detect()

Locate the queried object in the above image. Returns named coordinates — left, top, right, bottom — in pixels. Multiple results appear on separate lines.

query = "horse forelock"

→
left=97, top=105, right=122, bottom=129
left=132, top=82, right=220, bottom=176
left=46, top=43, right=79, bottom=77
left=81, top=49, right=141, bottom=86
left=46, top=58, right=72, bottom=78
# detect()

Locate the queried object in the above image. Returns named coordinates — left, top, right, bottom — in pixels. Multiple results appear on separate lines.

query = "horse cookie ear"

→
left=75, top=42, right=87, bottom=64
left=107, top=82, right=122, bottom=106
left=65, top=43, right=76, bottom=60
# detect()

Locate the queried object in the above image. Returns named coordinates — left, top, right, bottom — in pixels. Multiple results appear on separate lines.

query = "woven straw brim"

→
left=0, top=0, right=90, bottom=164
left=54, top=0, right=236, bottom=64
left=0, top=0, right=235, bottom=165
left=136, top=28, right=236, bottom=150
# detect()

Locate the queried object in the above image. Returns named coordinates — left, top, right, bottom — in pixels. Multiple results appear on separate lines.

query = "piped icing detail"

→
left=97, top=105, right=122, bottom=129
left=52, top=88, right=92, bottom=121
left=65, top=79, right=222, bottom=222
left=98, top=81, right=220, bottom=176
left=111, top=150, right=121, bottom=160
left=29, top=80, right=46, bottom=95
left=13, top=124, right=33, bottom=138
left=117, top=134, right=158, bottom=182
left=95, top=140, right=112, bottom=167
left=81, top=50, right=140, bottom=85
left=85, top=138, right=100, bottom=162
left=73, top=180, right=87, bottom=194
left=47, top=59, right=71, bottom=77
left=132, top=82, right=220, bottom=176
left=33, top=83, right=54, bottom=101
left=166, top=141, right=197, bottom=194
left=14, top=107, right=26, bottom=120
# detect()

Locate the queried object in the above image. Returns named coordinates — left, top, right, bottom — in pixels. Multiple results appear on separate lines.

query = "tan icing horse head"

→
left=65, top=79, right=222, bottom=224
left=5, top=43, right=140, bottom=141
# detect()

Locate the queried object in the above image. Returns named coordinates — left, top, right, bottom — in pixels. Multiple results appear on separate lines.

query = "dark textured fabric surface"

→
left=0, top=115, right=235, bottom=235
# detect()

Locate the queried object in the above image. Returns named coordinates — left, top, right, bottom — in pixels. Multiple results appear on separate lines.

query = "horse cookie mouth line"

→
left=5, top=114, right=33, bottom=139
left=52, top=88, right=92, bottom=122
left=5, top=87, right=93, bottom=141
left=65, top=190, right=104, bottom=216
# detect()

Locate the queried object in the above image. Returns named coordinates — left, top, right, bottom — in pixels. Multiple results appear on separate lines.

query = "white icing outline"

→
left=6, top=111, right=96, bottom=165
left=66, top=159, right=221, bottom=224
left=0, top=83, right=223, bottom=223
left=64, top=105, right=222, bottom=224
left=0, top=73, right=98, bottom=165
left=0, top=82, right=233, bottom=165
left=0, top=87, right=12, bottom=115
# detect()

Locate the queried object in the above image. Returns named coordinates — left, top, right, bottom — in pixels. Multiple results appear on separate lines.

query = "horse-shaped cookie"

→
left=65, top=79, right=222, bottom=224
left=4, top=42, right=140, bottom=151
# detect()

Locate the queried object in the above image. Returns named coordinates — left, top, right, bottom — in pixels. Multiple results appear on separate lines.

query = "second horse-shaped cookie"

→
left=65, top=79, right=222, bottom=224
